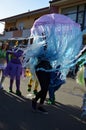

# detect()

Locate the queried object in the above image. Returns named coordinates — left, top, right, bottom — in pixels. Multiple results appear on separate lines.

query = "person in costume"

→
left=84, top=63, right=86, bottom=88
left=24, top=68, right=39, bottom=95
left=75, top=45, right=86, bottom=86
left=32, top=59, right=52, bottom=114
left=0, top=42, right=9, bottom=89
left=22, top=13, right=83, bottom=114
left=75, top=47, right=86, bottom=119
left=48, top=65, right=65, bottom=104
left=27, top=77, right=39, bottom=95
left=79, top=63, right=86, bottom=119
left=81, top=93, right=86, bottom=119
left=5, top=47, right=23, bottom=96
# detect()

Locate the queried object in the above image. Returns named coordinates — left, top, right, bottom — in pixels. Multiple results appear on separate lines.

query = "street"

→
left=0, top=77, right=86, bottom=130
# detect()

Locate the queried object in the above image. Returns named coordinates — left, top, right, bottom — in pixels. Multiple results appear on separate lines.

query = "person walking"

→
left=5, top=47, right=23, bottom=96
left=48, top=65, right=65, bottom=104
left=0, top=42, right=9, bottom=89
left=84, top=63, right=86, bottom=88
left=32, top=59, right=52, bottom=114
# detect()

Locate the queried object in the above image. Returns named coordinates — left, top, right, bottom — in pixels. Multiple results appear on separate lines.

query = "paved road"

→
left=0, top=77, right=86, bottom=130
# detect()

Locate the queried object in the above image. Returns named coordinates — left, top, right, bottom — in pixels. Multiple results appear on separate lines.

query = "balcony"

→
left=0, top=29, right=31, bottom=40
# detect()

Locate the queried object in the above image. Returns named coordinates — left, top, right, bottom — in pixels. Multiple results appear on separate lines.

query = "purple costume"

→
left=5, top=48, right=23, bottom=95
left=5, top=49, right=23, bottom=79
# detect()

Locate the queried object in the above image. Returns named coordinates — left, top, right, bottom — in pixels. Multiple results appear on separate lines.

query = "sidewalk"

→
left=54, top=77, right=85, bottom=107
left=0, top=77, right=86, bottom=130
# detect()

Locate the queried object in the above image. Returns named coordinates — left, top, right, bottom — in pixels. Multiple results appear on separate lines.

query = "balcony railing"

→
left=0, top=29, right=31, bottom=40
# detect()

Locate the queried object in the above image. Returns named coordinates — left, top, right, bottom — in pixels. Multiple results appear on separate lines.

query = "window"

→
left=62, top=4, right=86, bottom=30
left=18, top=22, right=24, bottom=30
left=78, top=4, right=85, bottom=11
left=77, top=12, right=84, bottom=24
left=62, top=6, right=77, bottom=22
left=67, top=14, right=76, bottom=22
left=62, top=6, right=77, bottom=14
left=84, top=9, right=86, bottom=29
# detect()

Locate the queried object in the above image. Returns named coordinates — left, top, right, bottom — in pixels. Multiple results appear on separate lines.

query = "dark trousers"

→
left=10, top=77, right=20, bottom=91
left=84, top=78, right=86, bottom=87
left=49, top=79, right=65, bottom=101
left=35, top=70, right=50, bottom=104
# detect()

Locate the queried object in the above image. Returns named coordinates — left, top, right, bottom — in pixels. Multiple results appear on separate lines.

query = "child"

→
left=24, top=68, right=39, bottom=95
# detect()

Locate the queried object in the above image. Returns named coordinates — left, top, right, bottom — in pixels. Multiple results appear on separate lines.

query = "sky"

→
left=0, top=0, right=50, bottom=34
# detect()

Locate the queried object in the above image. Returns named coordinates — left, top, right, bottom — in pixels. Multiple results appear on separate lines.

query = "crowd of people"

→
left=0, top=41, right=86, bottom=115
left=0, top=41, right=23, bottom=95
left=0, top=40, right=66, bottom=114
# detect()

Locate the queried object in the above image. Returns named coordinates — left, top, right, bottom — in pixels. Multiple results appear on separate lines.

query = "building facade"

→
left=0, top=0, right=86, bottom=44
left=0, top=7, right=50, bottom=41
left=50, top=0, right=86, bottom=30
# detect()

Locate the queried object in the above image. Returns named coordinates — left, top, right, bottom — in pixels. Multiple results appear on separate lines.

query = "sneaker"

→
left=47, top=99, right=55, bottom=105
left=28, top=87, right=31, bottom=92
left=0, top=87, right=3, bottom=90
left=9, top=88, right=13, bottom=93
left=28, top=85, right=32, bottom=92
left=0, top=84, right=3, bottom=90
left=33, top=89, right=38, bottom=95
left=16, top=90, right=21, bottom=96
left=32, top=98, right=37, bottom=111
left=37, top=106, right=48, bottom=114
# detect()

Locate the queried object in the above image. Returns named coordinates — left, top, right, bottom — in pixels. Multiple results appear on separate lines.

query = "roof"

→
left=0, top=7, right=49, bottom=22
left=49, top=0, right=62, bottom=3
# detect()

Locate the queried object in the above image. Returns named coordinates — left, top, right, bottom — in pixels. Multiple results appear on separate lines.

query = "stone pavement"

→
left=0, top=77, right=86, bottom=130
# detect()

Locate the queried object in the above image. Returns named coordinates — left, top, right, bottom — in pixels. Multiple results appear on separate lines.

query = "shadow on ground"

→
left=0, top=90, right=86, bottom=130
